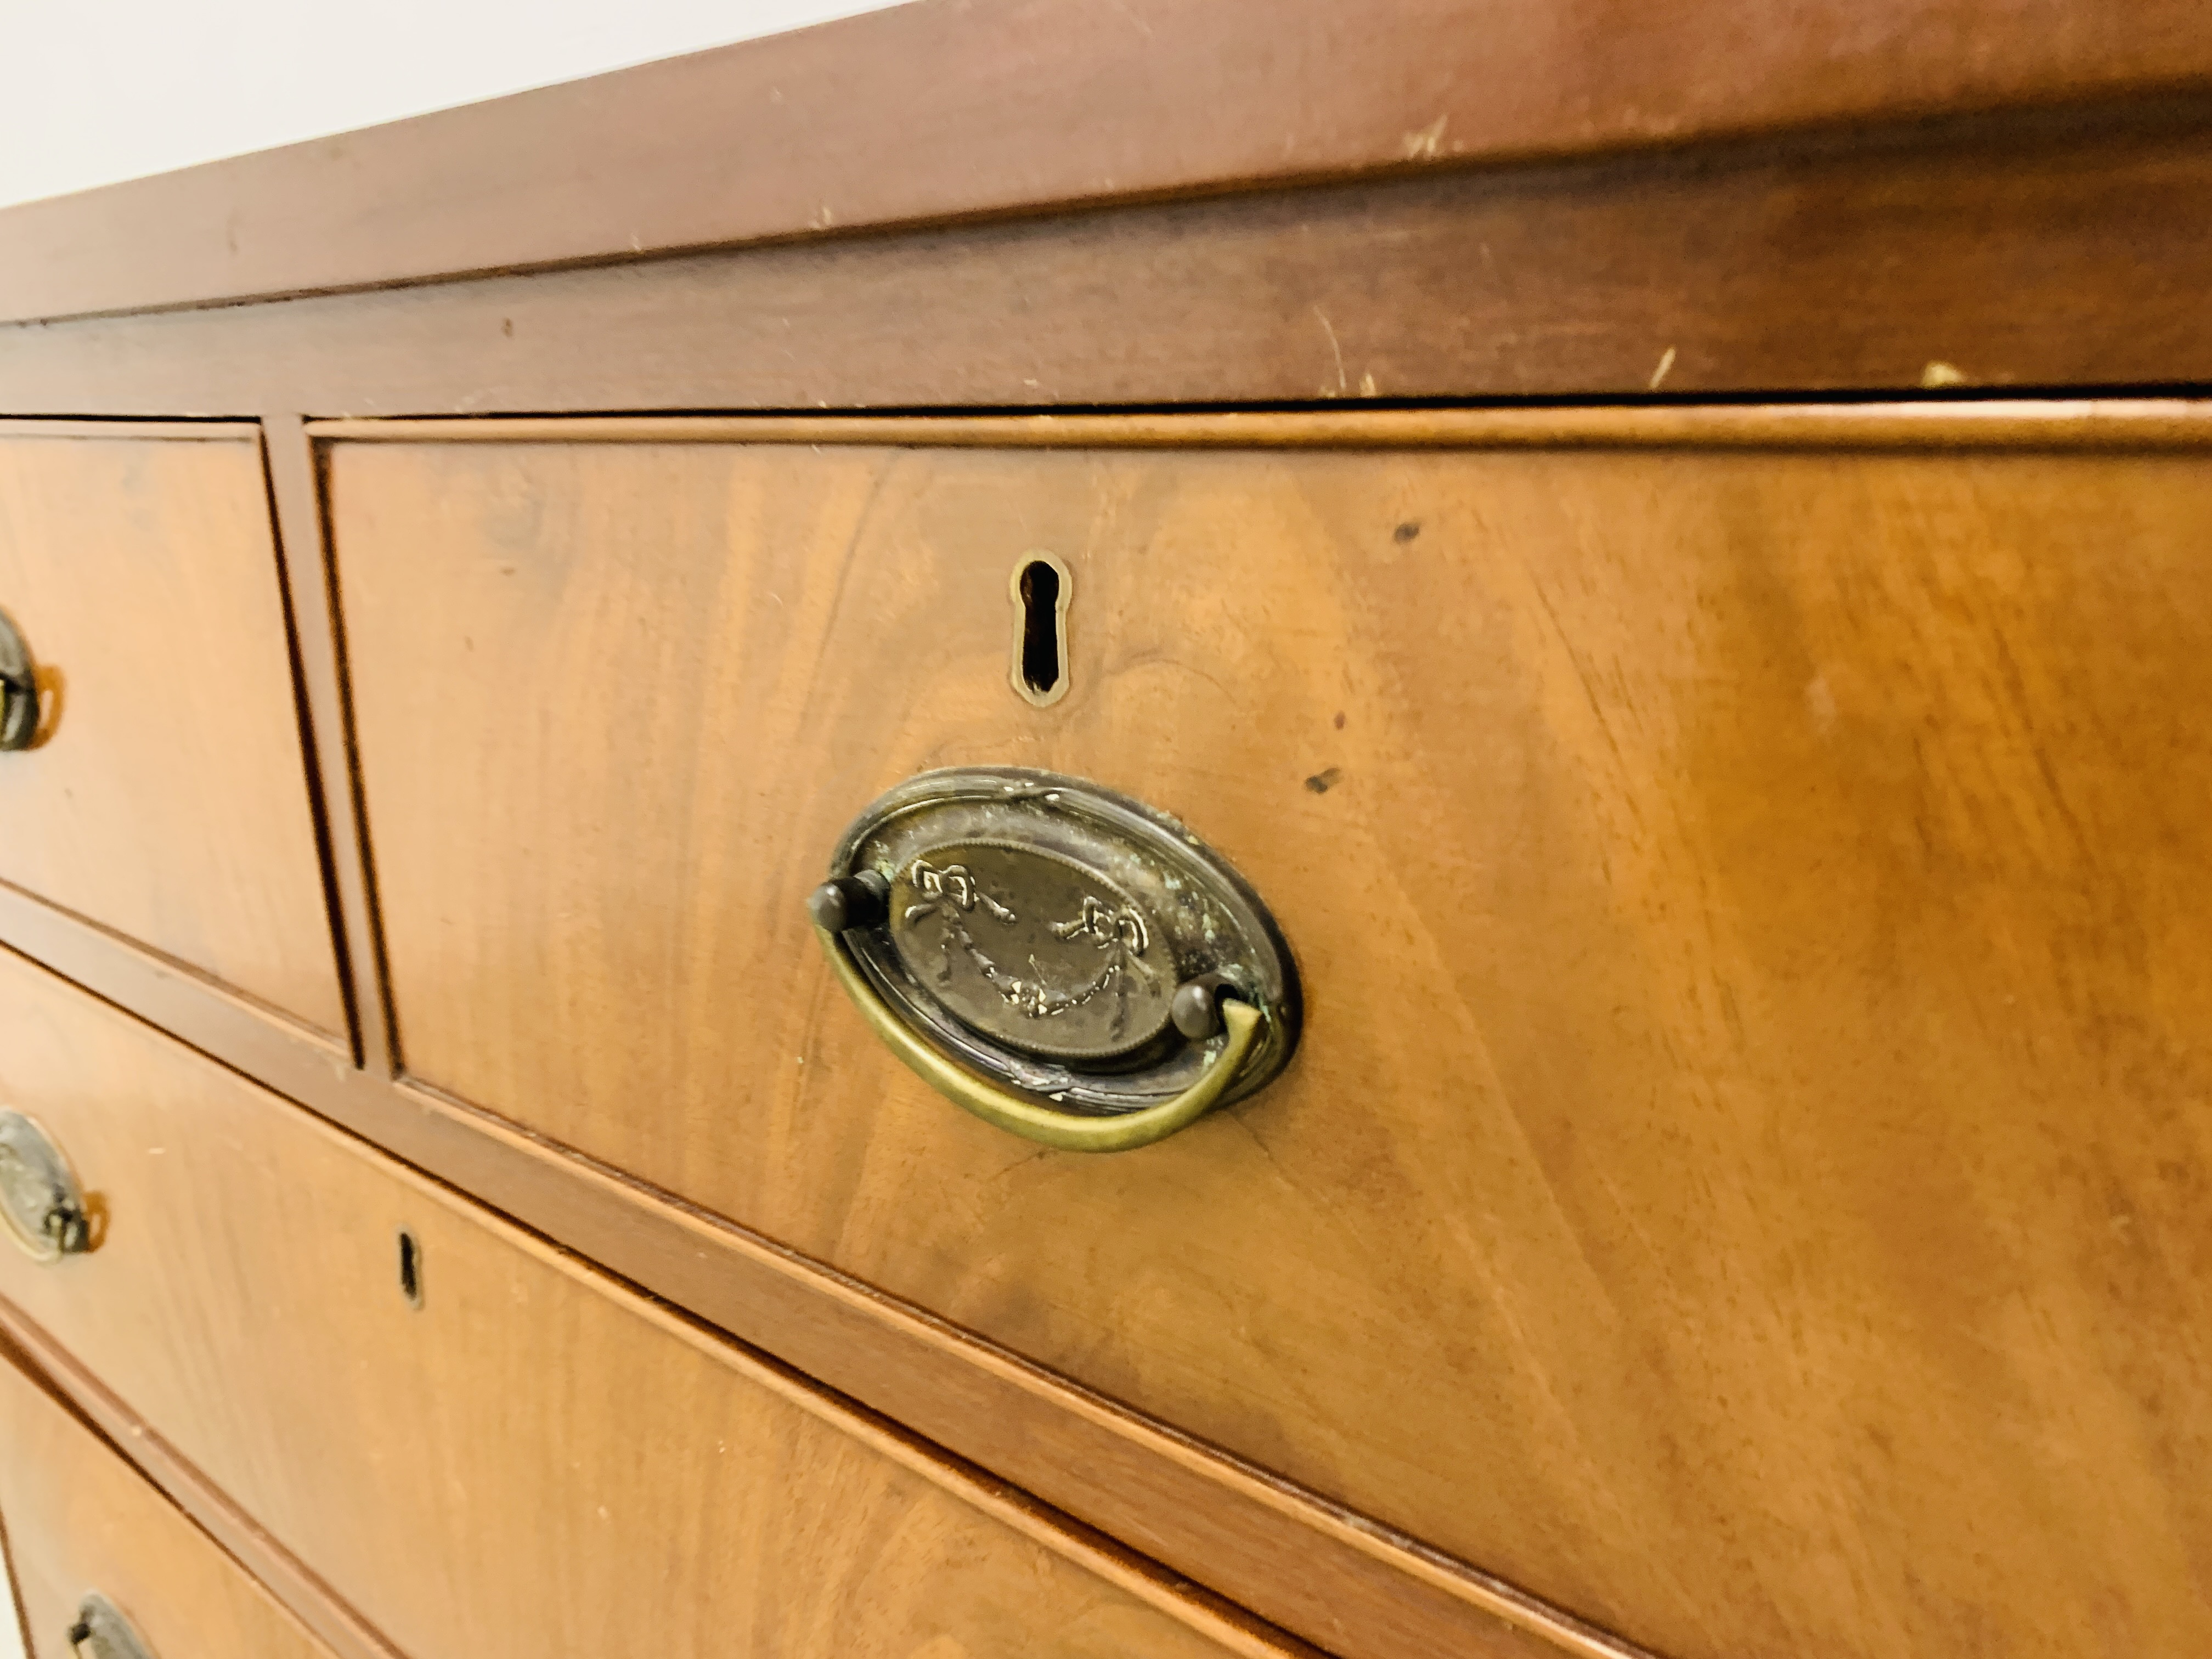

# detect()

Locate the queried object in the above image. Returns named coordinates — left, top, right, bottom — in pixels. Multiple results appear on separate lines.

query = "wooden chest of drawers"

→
left=4, top=8, right=2211, bottom=1659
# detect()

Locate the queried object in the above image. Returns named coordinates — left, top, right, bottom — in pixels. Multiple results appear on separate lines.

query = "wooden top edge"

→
left=7, top=0, right=2212, bottom=326
left=0, top=419, right=260, bottom=441
left=307, top=401, right=2212, bottom=450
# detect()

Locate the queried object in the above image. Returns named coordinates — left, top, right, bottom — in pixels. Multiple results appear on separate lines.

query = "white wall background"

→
left=0, top=1, right=912, bottom=209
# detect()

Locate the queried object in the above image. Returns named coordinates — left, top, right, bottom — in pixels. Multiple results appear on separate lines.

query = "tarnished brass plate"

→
left=825, top=768, right=1300, bottom=1116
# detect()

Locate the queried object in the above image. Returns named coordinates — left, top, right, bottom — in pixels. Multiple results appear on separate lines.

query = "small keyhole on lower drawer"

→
left=397, top=1228, right=424, bottom=1310
left=1012, top=555, right=1070, bottom=707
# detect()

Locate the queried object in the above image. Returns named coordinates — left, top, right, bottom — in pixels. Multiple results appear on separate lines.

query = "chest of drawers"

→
left=4, top=7, right=2211, bottom=1659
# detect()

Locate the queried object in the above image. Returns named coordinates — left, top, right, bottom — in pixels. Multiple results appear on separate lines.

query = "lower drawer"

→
left=0, top=949, right=1284, bottom=1659
left=0, top=1350, right=331, bottom=1659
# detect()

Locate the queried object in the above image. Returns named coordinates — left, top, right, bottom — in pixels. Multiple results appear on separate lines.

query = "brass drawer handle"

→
left=68, top=1594, right=155, bottom=1659
left=809, top=768, right=1300, bottom=1153
left=815, top=921, right=1266, bottom=1152
left=0, top=608, right=36, bottom=751
left=0, top=1110, right=92, bottom=1260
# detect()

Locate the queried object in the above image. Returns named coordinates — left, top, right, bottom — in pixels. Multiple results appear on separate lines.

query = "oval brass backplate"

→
left=819, top=768, right=1300, bottom=1127
left=69, top=1593, right=156, bottom=1659
left=0, top=1109, right=91, bottom=1261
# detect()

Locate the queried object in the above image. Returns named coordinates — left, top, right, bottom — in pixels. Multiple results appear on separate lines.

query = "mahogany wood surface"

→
left=328, top=405, right=2212, bottom=1659
left=0, top=1314, right=401, bottom=1659
left=2, top=0, right=2210, bottom=326
left=0, top=897, right=1602, bottom=1659
left=0, top=948, right=1309, bottom=1659
left=262, top=414, right=387, bottom=1066
left=3, top=103, right=2211, bottom=416
left=309, top=399, right=2212, bottom=450
left=0, top=425, right=346, bottom=1036
left=0, top=1351, right=338, bottom=1659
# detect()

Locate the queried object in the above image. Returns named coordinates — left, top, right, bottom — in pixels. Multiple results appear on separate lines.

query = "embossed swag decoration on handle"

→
left=809, top=769, right=1300, bottom=1152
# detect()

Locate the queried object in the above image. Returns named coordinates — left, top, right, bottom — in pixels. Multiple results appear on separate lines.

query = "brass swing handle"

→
left=811, top=912, right=1265, bottom=1154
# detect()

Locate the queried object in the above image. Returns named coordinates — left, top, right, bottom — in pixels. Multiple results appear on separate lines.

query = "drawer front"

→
left=0, top=428, right=345, bottom=1036
left=0, top=950, right=1277, bottom=1659
left=0, top=1351, right=332, bottom=1659
left=328, top=415, right=2212, bottom=1659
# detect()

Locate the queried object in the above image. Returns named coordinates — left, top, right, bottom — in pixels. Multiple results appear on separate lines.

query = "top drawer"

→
left=324, top=408, right=2212, bottom=1659
left=0, top=425, right=345, bottom=1036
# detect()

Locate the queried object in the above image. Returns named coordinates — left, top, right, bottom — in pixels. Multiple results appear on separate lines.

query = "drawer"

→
left=0, top=1350, right=332, bottom=1659
left=0, top=949, right=1288, bottom=1659
left=0, top=426, right=345, bottom=1036
left=325, top=409, right=2212, bottom=1659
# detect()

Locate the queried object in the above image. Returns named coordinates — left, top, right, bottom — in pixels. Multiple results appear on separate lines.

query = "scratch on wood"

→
left=1804, top=673, right=1838, bottom=734
left=1109, top=0, right=1155, bottom=37
left=1648, top=346, right=1677, bottom=391
left=1402, top=114, right=1448, bottom=160
left=1313, top=307, right=1348, bottom=396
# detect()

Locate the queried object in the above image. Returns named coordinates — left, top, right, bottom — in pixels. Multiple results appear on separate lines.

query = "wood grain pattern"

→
left=5, top=0, right=2212, bottom=325
left=6, top=103, right=2212, bottom=416
left=0, top=1310, right=402, bottom=1659
left=0, top=949, right=1307, bottom=1659
left=309, top=400, right=2212, bottom=449
left=0, top=900, right=1603, bottom=1659
left=0, top=422, right=252, bottom=442
left=0, top=1353, right=338, bottom=1659
left=0, top=426, right=345, bottom=1035
left=332, top=410, right=2212, bottom=1659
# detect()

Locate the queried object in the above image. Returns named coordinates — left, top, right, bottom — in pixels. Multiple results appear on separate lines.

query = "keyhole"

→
left=1010, top=554, right=1071, bottom=707
left=397, top=1228, right=424, bottom=1309
left=1018, top=561, right=1060, bottom=694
